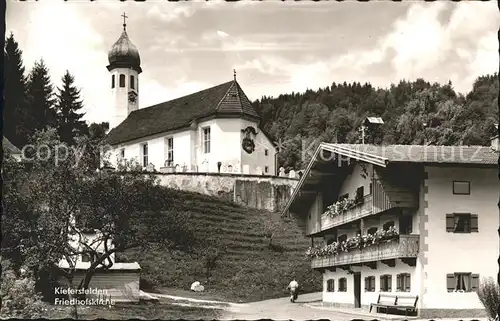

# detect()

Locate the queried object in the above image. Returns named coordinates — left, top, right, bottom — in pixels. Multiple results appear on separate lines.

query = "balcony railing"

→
left=321, top=194, right=373, bottom=230
left=310, top=234, right=419, bottom=269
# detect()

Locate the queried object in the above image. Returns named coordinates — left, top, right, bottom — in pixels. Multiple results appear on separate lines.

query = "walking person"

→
left=287, top=279, right=299, bottom=303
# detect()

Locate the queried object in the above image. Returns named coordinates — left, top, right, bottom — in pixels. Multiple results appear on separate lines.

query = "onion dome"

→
left=107, top=28, right=142, bottom=73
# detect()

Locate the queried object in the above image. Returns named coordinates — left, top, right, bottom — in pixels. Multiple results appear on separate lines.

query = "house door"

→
left=353, top=272, right=361, bottom=308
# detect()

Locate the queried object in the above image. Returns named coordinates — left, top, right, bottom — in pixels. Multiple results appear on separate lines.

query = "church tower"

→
left=107, top=13, right=142, bottom=129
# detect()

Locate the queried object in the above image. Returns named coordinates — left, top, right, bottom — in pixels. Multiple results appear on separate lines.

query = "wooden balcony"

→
left=310, top=234, right=419, bottom=269
left=321, top=194, right=373, bottom=230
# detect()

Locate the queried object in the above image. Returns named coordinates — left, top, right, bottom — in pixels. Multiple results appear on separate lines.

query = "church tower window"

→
left=130, top=75, right=135, bottom=90
left=119, top=74, right=126, bottom=88
left=111, top=75, right=115, bottom=88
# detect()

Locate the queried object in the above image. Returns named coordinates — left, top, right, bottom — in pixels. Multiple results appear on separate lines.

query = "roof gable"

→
left=106, top=80, right=260, bottom=145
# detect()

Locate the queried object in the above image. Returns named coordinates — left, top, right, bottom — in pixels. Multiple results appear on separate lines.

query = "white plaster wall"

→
left=239, top=119, right=276, bottom=176
left=422, top=166, right=499, bottom=309
left=307, top=193, right=322, bottom=235
left=109, top=67, right=139, bottom=129
left=322, top=260, right=419, bottom=307
left=337, top=163, right=373, bottom=200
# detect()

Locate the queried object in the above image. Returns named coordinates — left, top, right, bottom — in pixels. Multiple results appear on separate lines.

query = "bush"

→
left=478, top=277, right=500, bottom=320
left=1, top=260, right=45, bottom=319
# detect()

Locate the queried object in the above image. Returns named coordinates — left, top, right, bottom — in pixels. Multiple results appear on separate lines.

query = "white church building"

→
left=104, top=23, right=277, bottom=176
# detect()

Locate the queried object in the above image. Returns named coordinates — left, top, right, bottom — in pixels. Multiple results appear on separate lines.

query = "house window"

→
left=81, top=253, right=92, bottom=263
left=119, top=74, right=125, bottom=88
left=380, top=274, right=392, bottom=292
left=203, top=127, right=211, bottom=154
left=326, top=279, right=335, bottom=292
left=141, top=143, right=148, bottom=167
left=111, top=75, right=115, bottom=88
left=447, top=273, right=479, bottom=292
left=453, top=181, right=470, bottom=195
left=396, top=273, right=411, bottom=292
left=364, top=276, right=375, bottom=292
left=120, top=148, right=125, bottom=159
left=265, top=166, right=269, bottom=173
left=265, top=149, right=269, bottom=156
left=383, top=221, right=395, bottom=231
left=165, top=137, right=174, bottom=166
left=367, top=227, right=378, bottom=235
left=338, top=234, right=347, bottom=243
left=338, top=278, right=347, bottom=292
left=355, top=186, right=364, bottom=202
left=446, top=213, right=478, bottom=233
left=130, top=75, right=135, bottom=90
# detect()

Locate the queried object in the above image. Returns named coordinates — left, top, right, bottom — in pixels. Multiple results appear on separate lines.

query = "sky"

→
left=6, top=0, right=499, bottom=124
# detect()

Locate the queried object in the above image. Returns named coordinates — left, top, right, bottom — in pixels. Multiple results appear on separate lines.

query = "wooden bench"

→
left=369, top=293, right=418, bottom=316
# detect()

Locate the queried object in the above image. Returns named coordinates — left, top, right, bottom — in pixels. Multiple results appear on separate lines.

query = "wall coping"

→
left=116, top=170, right=300, bottom=181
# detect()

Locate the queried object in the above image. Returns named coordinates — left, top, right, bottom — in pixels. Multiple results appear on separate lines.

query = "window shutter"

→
left=446, top=214, right=455, bottom=232
left=396, top=274, right=402, bottom=291
left=364, top=277, right=368, bottom=291
left=405, top=274, right=411, bottom=292
left=371, top=277, right=375, bottom=292
left=470, top=215, right=478, bottom=232
left=380, top=275, right=384, bottom=291
left=388, top=275, right=392, bottom=292
left=446, top=274, right=455, bottom=292
left=471, top=274, right=479, bottom=292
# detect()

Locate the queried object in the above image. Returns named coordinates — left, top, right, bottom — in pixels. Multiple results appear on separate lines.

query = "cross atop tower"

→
left=122, top=12, right=128, bottom=31
left=233, top=69, right=236, bottom=81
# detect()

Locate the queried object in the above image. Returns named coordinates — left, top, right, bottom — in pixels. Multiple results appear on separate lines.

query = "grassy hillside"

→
left=119, top=189, right=321, bottom=302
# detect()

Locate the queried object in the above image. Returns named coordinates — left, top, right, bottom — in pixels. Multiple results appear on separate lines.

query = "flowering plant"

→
left=323, top=198, right=357, bottom=217
left=305, top=226, right=399, bottom=259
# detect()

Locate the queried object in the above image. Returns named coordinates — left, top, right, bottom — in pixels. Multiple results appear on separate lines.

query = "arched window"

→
left=119, top=74, right=125, bottom=88
left=130, top=75, right=135, bottom=89
left=326, top=279, right=335, bottom=292
left=338, top=278, right=347, bottom=292
left=111, top=75, right=115, bottom=88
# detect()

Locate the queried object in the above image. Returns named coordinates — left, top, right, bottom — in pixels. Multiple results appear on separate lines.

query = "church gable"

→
left=106, top=80, right=260, bottom=145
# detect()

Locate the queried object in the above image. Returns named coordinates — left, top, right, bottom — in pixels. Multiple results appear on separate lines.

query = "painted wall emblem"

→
left=241, top=126, right=257, bottom=154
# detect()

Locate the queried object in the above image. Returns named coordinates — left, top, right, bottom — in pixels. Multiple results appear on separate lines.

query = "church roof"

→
left=106, top=80, right=261, bottom=145
left=107, top=29, right=141, bottom=73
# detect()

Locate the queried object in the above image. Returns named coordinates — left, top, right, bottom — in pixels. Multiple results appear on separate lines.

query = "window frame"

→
left=264, top=149, right=269, bottom=156
left=338, top=277, right=347, bottom=292
left=453, top=181, right=470, bottom=195
left=380, top=274, right=392, bottom=292
left=447, top=273, right=479, bottom=292
left=202, top=127, right=211, bottom=154
left=364, top=276, right=375, bottom=292
left=119, top=74, right=126, bottom=88
left=130, top=75, right=135, bottom=90
left=141, top=143, right=148, bottom=167
left=165, top=137, right=174, bottom=166
left=446, top=213, right=478, bottom=233
left=326, top=279, right=335, bottom=292
left=264, top=166, right=269, bottom=173
left=396, top=273, right=411, bottom=292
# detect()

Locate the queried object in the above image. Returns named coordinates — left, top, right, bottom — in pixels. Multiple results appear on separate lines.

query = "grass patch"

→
left=120, top=189, right=321, bottom=303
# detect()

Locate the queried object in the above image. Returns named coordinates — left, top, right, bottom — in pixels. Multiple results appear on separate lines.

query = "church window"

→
left=130, top=75, right=135, bottom=90
left=111, top=75, right=115, bottom=88
left=141, top=143, right=148, bottom=167
left=265, top=166, right=269, bottom=173
left=165, top=137, right=174, bottom=166
left=265, top=149, right=269, bottom=156
left=119, top=74, right=126, bottom=88
left=203, top=127, right=211, bottom=154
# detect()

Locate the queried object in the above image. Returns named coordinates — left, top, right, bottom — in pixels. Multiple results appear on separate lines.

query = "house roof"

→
left=281, top=142, right=498, bottom=217
left=364, top=117, right=384, bottom=125
left=106, top=80, right=260, bottom=145
left=3, top=137, right=21, bottom=154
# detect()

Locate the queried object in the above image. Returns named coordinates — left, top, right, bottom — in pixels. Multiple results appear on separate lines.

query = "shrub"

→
left=478, top=277, right=500, bottom=320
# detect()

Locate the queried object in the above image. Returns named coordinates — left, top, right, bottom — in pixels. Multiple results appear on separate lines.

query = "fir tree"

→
left=26, top=59, right=56, bottom=136
left=54, top=70, right=87, bottom=145
left=3, top=33, right=29, bottom=147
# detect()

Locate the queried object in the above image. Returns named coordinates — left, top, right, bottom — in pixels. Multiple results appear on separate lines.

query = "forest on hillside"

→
left=4, top=33, right=499, bottom=171
left=253, top=76, right=499, bottom=170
